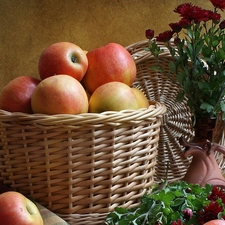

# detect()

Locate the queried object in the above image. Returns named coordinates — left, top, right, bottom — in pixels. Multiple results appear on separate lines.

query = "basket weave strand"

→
left=0, top=102, right=166, bottom=225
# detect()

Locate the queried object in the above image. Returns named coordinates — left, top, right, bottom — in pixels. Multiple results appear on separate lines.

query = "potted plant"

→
left=145, top=0, right=225, bottom=143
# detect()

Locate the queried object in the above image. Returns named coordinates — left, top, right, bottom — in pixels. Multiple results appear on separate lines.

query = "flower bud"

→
left=183, top=208, right=193, bottom=220
left=219, top=20, right=225, bottom=29
left=185, top=187, right=192, bottom=193
left=174, top=37, right=181, bottom=45
left=145, top=29, right=155, bottom=39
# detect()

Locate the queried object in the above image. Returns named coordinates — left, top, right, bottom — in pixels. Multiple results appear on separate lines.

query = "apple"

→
left=31, top=74, right=89, bottom=115
left=88, top=81, right=140, bottom=113
left=38, top=42, right=88, bottom=81
left=0, top=76, right=41, bottom=113
left=131, top=87, right=149, bottom=108
left=203, top=220, right=225, bottom=225
left=81, top=42, right=137, bottom=94
left=0, top=191, right=43, bottom=225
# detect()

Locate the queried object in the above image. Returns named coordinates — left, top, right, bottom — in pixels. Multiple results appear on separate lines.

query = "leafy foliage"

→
left=105, top=181, right=225, bottom=225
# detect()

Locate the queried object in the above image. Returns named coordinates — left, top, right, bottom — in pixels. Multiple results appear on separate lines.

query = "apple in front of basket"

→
left=0, top=191, right=43, bottom=225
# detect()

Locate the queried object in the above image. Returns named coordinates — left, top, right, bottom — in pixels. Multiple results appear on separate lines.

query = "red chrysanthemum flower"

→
left=197, top=201, right=225, bottom=224
left=208, top=186, right=225, bottom=203
left=174, top=3, right=193, bottom=16
left=205, top=10, right=221, bottom=21
left=178, top=18, right=191, bottom=28
left=169, top=22, right=182, bottom=33
left=210, top=0, right=225, bottom=11
left=174, top=3, right=211, bottom=23
left=155, top=30, right=174, bottom=42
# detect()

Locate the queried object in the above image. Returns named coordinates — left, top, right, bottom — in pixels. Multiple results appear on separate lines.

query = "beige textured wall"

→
left=0, top=0, right=212, bottom=89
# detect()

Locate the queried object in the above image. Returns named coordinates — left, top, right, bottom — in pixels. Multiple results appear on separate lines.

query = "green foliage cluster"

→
left=105, top=181, right=215, bottom=225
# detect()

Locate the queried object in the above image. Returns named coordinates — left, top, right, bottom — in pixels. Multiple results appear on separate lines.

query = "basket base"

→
left=58, top=212, right=108, bottom=225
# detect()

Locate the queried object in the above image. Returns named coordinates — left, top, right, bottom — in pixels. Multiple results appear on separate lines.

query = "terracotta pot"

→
left=180, top=117, right=225, bottom=188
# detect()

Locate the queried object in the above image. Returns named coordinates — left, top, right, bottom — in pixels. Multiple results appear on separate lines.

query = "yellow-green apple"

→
left=131, top=87, right=149, bottom=108
left=38, top=42, right=88, bottom=81
left=88, top=81, right=140, bottom=113
left=81, top=43, right=137, bottom=94
left=0, top=76, right=41, bottom=113
left=31, top=74, right=89, bottom=115
left=0, top=191, right=43, bottom=225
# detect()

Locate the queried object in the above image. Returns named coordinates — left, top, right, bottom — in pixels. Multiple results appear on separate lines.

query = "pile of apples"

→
left=0, top=41, right=149, bottom=115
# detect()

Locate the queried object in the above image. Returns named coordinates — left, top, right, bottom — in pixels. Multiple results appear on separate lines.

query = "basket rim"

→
left=0, top=101, right=166, bottom=124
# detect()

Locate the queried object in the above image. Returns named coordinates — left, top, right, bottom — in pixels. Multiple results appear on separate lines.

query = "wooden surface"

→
left=0, top=0, right=213, bottom=89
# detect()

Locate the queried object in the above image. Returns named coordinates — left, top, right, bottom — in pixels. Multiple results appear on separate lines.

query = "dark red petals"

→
left=145, top=29, right=155, bottom=39
left=219, top=20, right=225, bottom=29
left=210, top=0, right=225, bottom=11
left=169, top=22, right=182, bottom=33
left=155, top=30, right=174, bottom=42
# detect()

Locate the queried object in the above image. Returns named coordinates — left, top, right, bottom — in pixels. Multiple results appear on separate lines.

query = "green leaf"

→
left=200, top=102, right=214, bottom=113
left=176, top=70, right=186, bottom=85
left=176, top=90, right=185, bottom=102
left=169, top=61, right=177, bottom=74
left=118, top=220, right=131, bottom=225
left=212, top=39, right=219, bottom=47
left=183, top=78, right=192, bottom=91
left=153, top=191, right=175, bottom=205
left=115, top=207, right=128, bottom=214
left=202, top=45, right=212, bottom=57
left=215, top=49, right=225, bottom=62
left=221, top=101, right=225, bottom=112
left=172, top=198, right=185, bottom=207
left=150, top=65, right=163, bottom=73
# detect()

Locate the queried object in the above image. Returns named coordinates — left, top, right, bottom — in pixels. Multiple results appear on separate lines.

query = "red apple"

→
left=88, top=81, right=140, bottom=113
left=81, top=43, right=137, bottom=94
left=0, top=76, right=41, bottom=113
left=0, top=191, right=43, bottom=225
left=38, top=42, right=88, bottom=81
left=131, top=87, right=149, bottom=108
left=31, top=74, right=89, bottom=115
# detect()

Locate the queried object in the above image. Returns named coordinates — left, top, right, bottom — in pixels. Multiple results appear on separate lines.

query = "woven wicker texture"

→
left=0, top=102, right=166, bottom=225
left=126, top=39, right=195, bottom=182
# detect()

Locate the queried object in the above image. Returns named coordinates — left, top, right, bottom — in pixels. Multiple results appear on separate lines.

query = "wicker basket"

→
left=127, top=39, right=225, bottom=181
left=126, top=39, right=195, bottom=182
left=0, top=102, right=166, bottom=225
